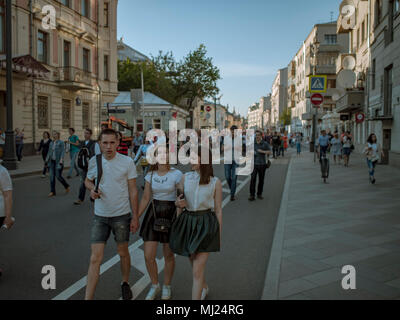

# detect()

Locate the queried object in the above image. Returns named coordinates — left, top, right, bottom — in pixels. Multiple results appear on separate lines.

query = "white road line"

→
left=53, top=163, right=262, bottom=300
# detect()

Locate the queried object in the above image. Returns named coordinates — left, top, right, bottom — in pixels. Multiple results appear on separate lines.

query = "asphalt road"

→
left=0, top=152, right=291, bottom=300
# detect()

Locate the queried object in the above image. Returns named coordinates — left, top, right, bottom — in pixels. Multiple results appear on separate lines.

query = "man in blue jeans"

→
left=224, top=126, right=239, bottom=202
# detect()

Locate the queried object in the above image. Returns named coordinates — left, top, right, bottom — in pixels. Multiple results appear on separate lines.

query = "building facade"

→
left=271, top=68, right=288, bottom=130
left=247, top=103, right=262, bottom=129
left=260, top=94, right=272, bottom=130
left=0, top=0, right=119, bottom=155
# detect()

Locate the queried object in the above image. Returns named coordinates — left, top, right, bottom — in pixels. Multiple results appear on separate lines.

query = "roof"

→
left=109, top=91, right=174, bottom=107
left=117, top=39, right=150, bottom=62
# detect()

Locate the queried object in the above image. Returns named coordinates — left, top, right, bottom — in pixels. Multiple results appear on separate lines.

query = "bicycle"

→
left=319, top=145, right=330, bottom=184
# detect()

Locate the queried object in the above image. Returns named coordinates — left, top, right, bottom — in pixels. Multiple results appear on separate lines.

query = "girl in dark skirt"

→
left=170, top=147, right=223, bottom=300
left=138, top=153, right=183, bottom=301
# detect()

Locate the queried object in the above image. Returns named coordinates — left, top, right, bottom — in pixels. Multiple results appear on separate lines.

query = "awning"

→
left=0, top=54, right=50, bottom=78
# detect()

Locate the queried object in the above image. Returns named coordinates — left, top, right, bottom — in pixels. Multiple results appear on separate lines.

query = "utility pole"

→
left=3, top=0, right=18, bottom=170
left=141, top=67, right=145, bottom=133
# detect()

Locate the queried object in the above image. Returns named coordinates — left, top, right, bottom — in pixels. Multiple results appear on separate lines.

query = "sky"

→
left=117, top=0, right=342, bottom=117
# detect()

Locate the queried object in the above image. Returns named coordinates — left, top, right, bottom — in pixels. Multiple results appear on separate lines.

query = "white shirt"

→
left=87, top=153, right=138, bottom=217
left=0, top=165, right=13, bottom=218
left=95, top=143, right=101, bottom=155
left=145, top=168, right=183, bottom=201
left=0, top=133, right=5, bottom=145
left=184, top=171, right=218, bottom=212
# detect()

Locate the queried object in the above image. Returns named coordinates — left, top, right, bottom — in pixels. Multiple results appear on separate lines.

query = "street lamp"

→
left=214, top=94, right=223, bottom=129
left=3, top=0, right=18, bottom=170
left=310, top=39, right=320, bottom=154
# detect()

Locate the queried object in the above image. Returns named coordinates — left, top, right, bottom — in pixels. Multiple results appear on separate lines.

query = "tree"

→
left=280, top=108, right=292, bottom=126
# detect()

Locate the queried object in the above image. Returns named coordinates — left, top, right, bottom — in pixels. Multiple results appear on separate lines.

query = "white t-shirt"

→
left=87, top=153, right=138, bottom=217
left=145, top=168, right=183, bottom=201
left=0, top=165, right=13, bottom=218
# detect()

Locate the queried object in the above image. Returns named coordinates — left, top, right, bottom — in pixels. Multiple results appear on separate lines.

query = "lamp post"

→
left=3, top=0, right=17, bottom=170
left=310, top=39, right=320, bottom=155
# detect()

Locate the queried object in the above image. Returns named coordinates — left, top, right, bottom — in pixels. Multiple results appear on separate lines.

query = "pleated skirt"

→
left=169, top=209, right=220, bottom=257
left=140, top=200, right=176, bottom=244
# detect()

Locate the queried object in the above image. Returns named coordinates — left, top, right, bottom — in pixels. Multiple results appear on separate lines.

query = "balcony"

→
left=57, top=67, right=93, bottom=90
left=306, top=63, right=336, bottom=76
left=335, top=91, right=365, bottom=113
left=318, top=43, right=341, bottom=53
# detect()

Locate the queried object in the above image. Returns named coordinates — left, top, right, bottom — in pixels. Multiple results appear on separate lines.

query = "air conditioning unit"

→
left=338, top=53, right=357, bottom=72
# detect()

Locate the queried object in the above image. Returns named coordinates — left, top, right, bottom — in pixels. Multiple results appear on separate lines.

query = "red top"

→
left=117, top=142, right=129, bottom=156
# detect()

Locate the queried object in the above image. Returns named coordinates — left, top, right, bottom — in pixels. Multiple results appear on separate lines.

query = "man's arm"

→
left=128, top=178, right=139, bottom=234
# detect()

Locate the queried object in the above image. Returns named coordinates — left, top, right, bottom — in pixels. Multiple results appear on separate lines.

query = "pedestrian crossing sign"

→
left=309, top=75, right=327, bottom=93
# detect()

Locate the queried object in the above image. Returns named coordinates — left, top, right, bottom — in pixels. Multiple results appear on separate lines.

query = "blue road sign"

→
left=309, top=75, right=327, bottom=93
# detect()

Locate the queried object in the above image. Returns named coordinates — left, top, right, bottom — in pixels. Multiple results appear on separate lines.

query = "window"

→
left=388, top=1, right=395, bottom=44
left=62, top=99, right=72, bottom=129
left=81, top=0, right=90, bottom=18
left=60, top=0, right=70, bottom=7
left=324, top=34, right=337, bottom=44
left=0, top=1, right=4, bottom=53
left=153, top=119, right=161, bottom=130
left=64, top=41, right=70, bottom=67
left=357, top=28, right=360, bottom=48
left=82, top=102, right=90, bottom=129
left=37, top=31, right=48, bottom=63
left=83, top=48, right=90, bottom=72
left=384, top=65, right=393, bottom=116
left=372, top=59, right=376, bottom=90
left=362, top=21, right=365, bottom=42
left=104, top=55, right=109, bottom=80
left=396, top=0, right=400, bottom=12
left=375, top=0, right=383, bottom=26
left=136, top=119, right=143, bottom=132
left=38, top=96, right=49, bottom=129
left=104, top=2, right=109, bottom=27
left=328, top=79, right=336, bottom=89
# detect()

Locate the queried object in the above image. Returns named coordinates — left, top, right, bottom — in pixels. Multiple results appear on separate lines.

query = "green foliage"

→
left=280, top=108, right=292, bottom=126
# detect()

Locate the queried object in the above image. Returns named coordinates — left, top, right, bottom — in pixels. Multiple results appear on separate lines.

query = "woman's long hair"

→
left=198, top=146, right=214, bottom=185
left=149, top=149, right=171, bottom=172
left=367, top=133, right=377, bottom=144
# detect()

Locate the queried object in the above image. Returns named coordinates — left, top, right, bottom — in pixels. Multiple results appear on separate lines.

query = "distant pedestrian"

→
left=363, top=133, right=384, bottom=184
left=37, top=132, right=52, bottom=178
left=74, top=129, right=96, bottom=205
left=330, top=133, right=342, bottom=165
left=133, top=132, right=143, bottom=155
left=295, top=133, right=303, bottom=155
left=342, top=132, right=353, bottom=167
left=46, top=131, right=70, bottom=198
left=15, top=128, right=24, bottom=162
left=224, top=126, right=239, bottom=201
left=249, top=130, right=272, bottom=201
left=66, top=128, right=80, bottom=179
left=170, top=147, right=223, bottom=300
left=317, top=130, right=331, bottom=161
left=117, top=132, right=129, bottom=156
left=138, top=153, right=182, bottom=300
left=0, top=161, right=14, bottom=278
left=84, top=128, right=139, bottom=300
left=271, top=132, right=280, bottom=159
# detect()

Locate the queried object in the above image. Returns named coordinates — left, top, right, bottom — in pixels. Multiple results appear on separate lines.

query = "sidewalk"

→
left=263, top=150, right=400, bottom=300
left=5, top=155, right=73, bottom=179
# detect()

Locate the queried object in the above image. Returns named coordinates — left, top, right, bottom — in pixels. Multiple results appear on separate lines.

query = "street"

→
left=0, top=154, right=290, bottom=300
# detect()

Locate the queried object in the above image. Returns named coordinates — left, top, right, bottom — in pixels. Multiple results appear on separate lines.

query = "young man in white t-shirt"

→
left=0, top=162, right=14, bottom=278
left=84, top=129, right=139, bottom=300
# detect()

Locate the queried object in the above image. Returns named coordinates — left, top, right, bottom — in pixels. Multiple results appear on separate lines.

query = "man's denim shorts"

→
left=91, top=214, right=131, bottom=244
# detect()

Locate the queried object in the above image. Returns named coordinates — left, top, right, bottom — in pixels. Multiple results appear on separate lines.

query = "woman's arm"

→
left=138, top=181, right=151, bottom=218
left=214, top=179, right=223, bottom=238
left=175, top=175, right=186, bottom=215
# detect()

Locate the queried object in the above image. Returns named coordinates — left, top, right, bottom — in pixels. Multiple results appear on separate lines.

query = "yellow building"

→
left=0, top=0, right=118, bottom=155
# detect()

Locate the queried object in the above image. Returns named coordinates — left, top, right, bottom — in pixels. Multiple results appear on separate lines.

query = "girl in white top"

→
left=172, top=147, right=223, bottom=300
left=363, top=133, right=384, bottom=184
left=138, top=150, right=182, bottom=301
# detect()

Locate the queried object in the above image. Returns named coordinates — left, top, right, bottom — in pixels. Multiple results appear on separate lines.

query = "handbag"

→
left=266, top=159, right=271, bottom=169
left=150, top=171, right=172, bottom=233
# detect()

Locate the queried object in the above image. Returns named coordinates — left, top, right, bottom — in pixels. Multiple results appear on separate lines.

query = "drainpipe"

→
left=367, top=0, right=371, bottom=137
left=29, top=0, right=36, bottom=149
left=96, top=0, right=102, bottom=136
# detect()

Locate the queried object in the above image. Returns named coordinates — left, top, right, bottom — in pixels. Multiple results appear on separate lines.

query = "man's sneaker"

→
left=257, top=195, right=264, bottom=200
left=161, top=285, right=172, bottom=300
left=201, top=286, right=209, bottom=301
left=121, top=282, right=132, bottom=300
left=145, top=284, right=161, bottom=300
left=248, top=196, right=255, bottom=202
left=74, top=200, right=83, bottom=205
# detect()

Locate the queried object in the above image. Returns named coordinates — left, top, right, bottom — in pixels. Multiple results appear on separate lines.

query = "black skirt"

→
left=140, top=199, right=176, bottom=244
left=169, top=209, right=220, bottom=257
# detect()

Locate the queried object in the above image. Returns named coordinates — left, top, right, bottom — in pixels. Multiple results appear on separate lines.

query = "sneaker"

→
left=65, top=187, right=70, bottom=194
left=48, top=192, right=56, bottom=198
left=372, top=178, right=376, bottom=184
left=74, top=200, right=83, bottom=205
left=230, top=196, right=236, bottom=202
left=257, top=195, right=264, bottom=200
left=161, top=285, right=172, bottom=300
left=201, top=286, right=209, bottom=301
left=145, top=284, right=161, bottom=300
left=121, top=282, right=132, bottom=300
left=248, top=196, right=256, bottom=202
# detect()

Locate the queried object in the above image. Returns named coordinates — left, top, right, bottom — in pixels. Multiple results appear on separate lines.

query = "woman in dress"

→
left=330, top=133, right=342, bottom=165
left=363, top=133, right=384, bottom=184
left=37, top=132, right=52, bottom=178
left=342, top=132, right=353, bottom=167
left=138, top=151, right=183, bottom=300
left=170, top=147, right=223, bottom=300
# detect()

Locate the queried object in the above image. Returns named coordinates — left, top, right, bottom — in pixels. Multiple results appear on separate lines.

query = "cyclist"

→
left=317, top=130, right=331, bottom=183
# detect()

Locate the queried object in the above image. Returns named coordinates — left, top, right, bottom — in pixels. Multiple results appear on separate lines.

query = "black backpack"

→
left=77, top=147, right=90, bottom=170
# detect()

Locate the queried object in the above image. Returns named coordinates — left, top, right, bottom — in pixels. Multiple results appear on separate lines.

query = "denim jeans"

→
left=367, top=159, right=377, bottom=177
left=49, top=160, right=70, bottom=194
left=296, top=142, right=301, bottom=154
left=68, top=150, right=79, bottom=177
left=78, top=168, right=88, bottom=201
left=16, top=144, right=23, bottom=161
left=224, top=162, right=238, bottom=197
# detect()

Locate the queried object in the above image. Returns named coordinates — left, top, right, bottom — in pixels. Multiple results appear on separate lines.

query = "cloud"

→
left=219, top=63, right=276, bottom=78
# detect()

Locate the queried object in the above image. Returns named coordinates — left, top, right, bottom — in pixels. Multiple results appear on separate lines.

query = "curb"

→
left=261, top=157, right=293, bottom=300
left=10, top=166, right=72, bottom=179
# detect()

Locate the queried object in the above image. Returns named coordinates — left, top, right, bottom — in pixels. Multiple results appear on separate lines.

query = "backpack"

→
left=77, top=147, right=90, bottom=170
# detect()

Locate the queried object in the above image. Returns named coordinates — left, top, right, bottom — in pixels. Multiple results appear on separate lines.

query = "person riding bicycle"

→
left=317, top=130, right=331, bottom=161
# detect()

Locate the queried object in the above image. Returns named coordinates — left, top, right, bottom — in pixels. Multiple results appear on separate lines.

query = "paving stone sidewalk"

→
left=264, top=150, right=400, bottom=300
